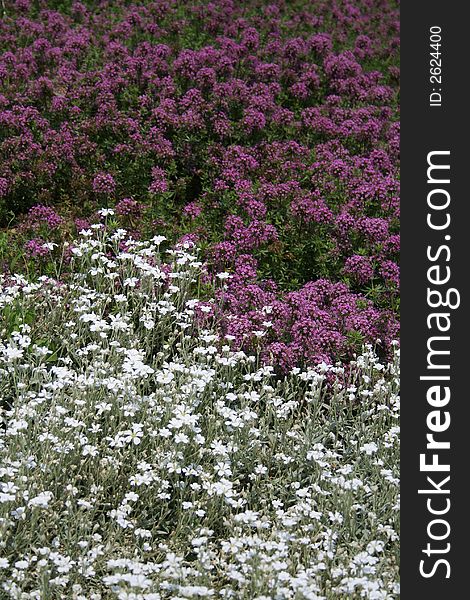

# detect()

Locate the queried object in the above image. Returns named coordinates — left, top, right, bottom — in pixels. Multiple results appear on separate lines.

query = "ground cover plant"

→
left=0, top=226, right=399, bottom=598
left=0, top=0, right=400, bottom=597
left=0, top=0, right=399, bottom=369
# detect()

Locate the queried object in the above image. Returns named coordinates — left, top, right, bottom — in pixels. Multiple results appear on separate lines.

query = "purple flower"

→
left=115, top=198, right=143, bottom=218
left=183, top=202, right=202, bottom=219
left=344, top=255, right=375, bottom=285
left=24, top=205, right=63, bottom=231
left=0, top=178, right=9, bottom=198
left=74, top=218, right=90, bottom=231
left=290, top=193, right=333, bottom=225
left=148, top=167, right=168, bottom=194
left=92, top=173, right=116, bottom=195
left=379, top=259, right=400, bottom=287
left=242, top=108, right=267, bottom=133
left=24, top=238, right=50, bottom=258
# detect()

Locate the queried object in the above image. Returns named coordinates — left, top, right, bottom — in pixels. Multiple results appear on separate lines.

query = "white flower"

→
left=123, top=277, right=139, bottom=288
left=42, top=242, right=58, bottom=251
left=328, top=511, right=344, bottom=524
left=98, top=208, right=115, bottom=217
left=152, top=235, right=167, bottom=245
left=360, top=442, right=379, bottom=455
left=82, top=445, right=98, bottom=457
left=122, top=349, right=154, bottom=377
left=122, top=424, right=144, bottom=446
left=2, top=345, right=24, bottom=360
left=367, top=540, right=385, bottom=554
left=156, top=371, right=174, bottom=384
left=28, top=491, right=53, bottom=509
left=124, top=491, right=139, bottom=503
left=108, top=314, right=129, bottom=331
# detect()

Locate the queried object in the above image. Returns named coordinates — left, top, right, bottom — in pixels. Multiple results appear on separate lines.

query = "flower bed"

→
left=0, top=0, right=399, bottom=366
left=0, top=227, right=399, bottom=598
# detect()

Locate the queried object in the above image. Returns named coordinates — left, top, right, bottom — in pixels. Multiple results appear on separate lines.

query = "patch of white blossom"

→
left=0, top=226, right=400, bottom=599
